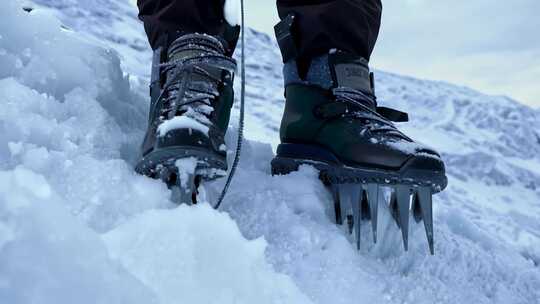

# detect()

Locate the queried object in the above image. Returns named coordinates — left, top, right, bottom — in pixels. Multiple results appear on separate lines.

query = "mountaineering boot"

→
left=136, top=33, right=237, bottom=204
left=271, top=51, right=447, bottom=254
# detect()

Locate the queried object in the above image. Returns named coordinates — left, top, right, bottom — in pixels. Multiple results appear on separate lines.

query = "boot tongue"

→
left=167, top=34, right=226, bottom=62
left=164, top=33, right=236, bottom=84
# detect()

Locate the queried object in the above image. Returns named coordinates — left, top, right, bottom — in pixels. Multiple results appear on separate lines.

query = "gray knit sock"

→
left=283, top=54, right=333, bottom=89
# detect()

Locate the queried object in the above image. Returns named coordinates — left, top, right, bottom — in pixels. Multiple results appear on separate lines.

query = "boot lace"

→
left=157, top=53, right=236, bottom=130
left=333, top=87, right=411, bottom=141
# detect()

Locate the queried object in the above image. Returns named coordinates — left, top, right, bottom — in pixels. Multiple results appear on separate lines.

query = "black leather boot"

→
left=271, top=50, right=447, bottom=253
left=136, top=34, right=236, bottom=203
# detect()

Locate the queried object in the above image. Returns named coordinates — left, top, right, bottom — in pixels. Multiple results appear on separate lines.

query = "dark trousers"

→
left=137, top=0, right=382, bottom=61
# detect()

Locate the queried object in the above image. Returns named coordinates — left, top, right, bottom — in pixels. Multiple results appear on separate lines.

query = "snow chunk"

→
left=0, top=167, right=158, bottom=304
left=22, top=146, right=50, bottom=172
left=386, top=139, right=422, bottom=154
left=0, top=167, right=52, bottom=206
left=0, top=0, right=169, bottom=237
left=7, top=142, right=23, bottom=156
left=157, top=116, right=209, bottom=137
left=386, top=138, right=436, bottom=155
left=13, top=166, right=51, bottom=199
left=104, top=204, right=312, bottom=304
left=224, top=0, right=241, bottom=26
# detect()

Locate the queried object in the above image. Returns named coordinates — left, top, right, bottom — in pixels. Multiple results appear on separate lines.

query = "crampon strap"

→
left=315, top=102, right=409, bottom=122
left=375, top=107, right=408, bottom=122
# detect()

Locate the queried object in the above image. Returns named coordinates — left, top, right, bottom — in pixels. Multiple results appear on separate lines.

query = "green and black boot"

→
left=271, top=51, right=448, bottom=254
left=136, top=33, right=236, bottom=204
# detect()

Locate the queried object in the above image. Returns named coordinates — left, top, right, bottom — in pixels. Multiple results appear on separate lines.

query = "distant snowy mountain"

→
left=1, top=0, right=539, bottom=303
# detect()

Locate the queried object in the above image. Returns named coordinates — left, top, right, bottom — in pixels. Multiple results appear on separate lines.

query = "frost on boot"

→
left=271, top=51, right=447, bottom=254
left=136, top=34, right=236, bottom=204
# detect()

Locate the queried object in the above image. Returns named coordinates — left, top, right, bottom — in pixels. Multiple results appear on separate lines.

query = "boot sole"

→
left=271, top=143, right=447, bottom=193
left=135, top=146, right=227, bottom=181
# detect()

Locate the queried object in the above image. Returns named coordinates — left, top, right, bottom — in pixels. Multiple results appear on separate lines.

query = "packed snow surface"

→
left=1, top=0, right=540, bottom=303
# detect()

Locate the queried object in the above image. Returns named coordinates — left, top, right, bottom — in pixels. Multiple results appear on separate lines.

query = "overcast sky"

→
left=245, top=0, right=540, bottom=108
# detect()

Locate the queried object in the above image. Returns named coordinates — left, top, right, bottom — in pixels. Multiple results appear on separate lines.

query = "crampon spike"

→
left=330, top=184, right=343, bottom=225
left=416, top=187, right=434, bottom=255
left=351, top=187, right=362, bottom=250
left=360, top=191, right=370, bottom=221
left=389, top=190, right=400, bottom=229
left=366, top=184, right=379, bottom=243
left=396, top=185, right=411, bottom=251
left=324, top=181, right=435, bottom=254
left=170, top=173, right=198, bottom=205
left=339, top=185, right=354, bottom=234
left=412, top=192, right=422, bottom=224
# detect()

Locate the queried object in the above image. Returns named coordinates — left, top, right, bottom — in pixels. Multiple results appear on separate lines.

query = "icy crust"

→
left=0, top=167, right=158, bottom=304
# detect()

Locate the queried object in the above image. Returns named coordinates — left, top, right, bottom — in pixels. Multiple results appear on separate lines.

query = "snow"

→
left=157, top=116, right=210, bottom=137
left=0, top=167, right=158, bottom=304
left=386, top=138, right=426, bottom=155
left=103, top=204, right=312, bottom=304
left=1, top=0, right=540, bottom=304
left=224, top=0, right=241, bottom=26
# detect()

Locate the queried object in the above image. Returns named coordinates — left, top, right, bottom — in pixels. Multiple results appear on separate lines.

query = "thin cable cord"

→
left=214, top=0, right=245, bottom=209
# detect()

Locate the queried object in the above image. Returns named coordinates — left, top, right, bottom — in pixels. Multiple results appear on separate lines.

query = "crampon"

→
left=272, top=144, right=447, bottom=255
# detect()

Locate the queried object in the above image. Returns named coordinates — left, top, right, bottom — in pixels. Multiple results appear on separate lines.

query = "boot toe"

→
left=401, top=147, right=447, bottom=191
left=405, top=152, right=445, bottom=173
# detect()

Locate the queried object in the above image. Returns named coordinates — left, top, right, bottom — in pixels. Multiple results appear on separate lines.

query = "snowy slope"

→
left=1, top=0, right=540, bottom=304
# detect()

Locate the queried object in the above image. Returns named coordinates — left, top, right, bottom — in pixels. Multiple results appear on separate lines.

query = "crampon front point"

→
left=135, top=147, right=227, bottom=206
